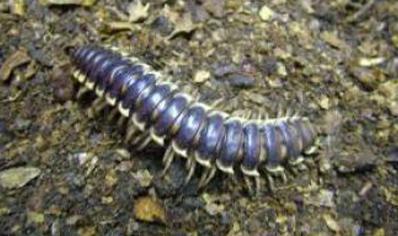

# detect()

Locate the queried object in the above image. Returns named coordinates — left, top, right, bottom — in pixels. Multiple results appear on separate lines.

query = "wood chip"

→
left=39, top=0, right=96, bottom=7
left=0, top=49, right=31, bottom=82
left=0, top=167, right=41, bottom=189
left=323, top=214, right=341, bottom=232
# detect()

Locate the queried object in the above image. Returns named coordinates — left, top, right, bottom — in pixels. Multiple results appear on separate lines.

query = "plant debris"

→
left=1, top=0, right=398, bottom=235
left=0, top=167, right=41, bottom=189
left=133, top=196, right=166, bottom=223
left=0, top=49, right=31, bottom=82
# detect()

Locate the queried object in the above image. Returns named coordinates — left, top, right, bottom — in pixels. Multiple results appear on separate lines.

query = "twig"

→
left=346, top=0, right=377, bottom=23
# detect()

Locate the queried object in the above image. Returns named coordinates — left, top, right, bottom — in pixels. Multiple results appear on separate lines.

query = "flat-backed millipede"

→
left=69, top=45, right=319, bottom=191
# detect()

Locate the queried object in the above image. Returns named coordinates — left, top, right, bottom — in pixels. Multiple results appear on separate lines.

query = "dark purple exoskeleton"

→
left=70, top=45, right=319, bottom=192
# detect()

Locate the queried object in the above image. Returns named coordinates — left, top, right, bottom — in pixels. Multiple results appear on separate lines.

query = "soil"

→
left=1, top=0, right=398, bottom=235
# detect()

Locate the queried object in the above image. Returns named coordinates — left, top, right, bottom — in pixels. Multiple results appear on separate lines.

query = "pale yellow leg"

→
left=162, top=145, right=175, bottom=176
left=185, top=159, right=196, bottom=184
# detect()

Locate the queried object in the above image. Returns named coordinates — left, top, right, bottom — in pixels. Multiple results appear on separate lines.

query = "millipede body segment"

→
left=70, top=45, right=318, bottom=190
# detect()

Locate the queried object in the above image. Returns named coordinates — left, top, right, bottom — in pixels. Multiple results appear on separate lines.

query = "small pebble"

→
left=132, top=169, right=153, bottom=188
left=259, top=5, right=276, bottom=22
left=203, top=0, right=225, bottom=18
left=194, top=70, right=211, bottom=83
left=319, top=96, right=330, bottom=110
left=213, top=63, right=237, bottom=77
left=228, top=73, right=255, bottom=88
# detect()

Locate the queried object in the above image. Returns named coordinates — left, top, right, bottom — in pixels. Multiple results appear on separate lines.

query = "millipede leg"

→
left=88, top=97, right=108, bottom=118
left=107, top=107, right=120, bottom=122
left=252, top=108, right=262, bottom=120
left=185, top=156, right=192, bottom=169
left=258, top=110, right=268, bottom=120
left=117, top=115, right=127, bottom=128
left=255, top=177, right=261, bottom=194
left=288, top=166, right=299, bottom=177
left=285, top=108, right=293, bottom=117
left=212, top=98, right=224, bottom=109
left=72, top=70, right=81, bottom=81
left=162, top=145, right=175, bottom=176
left=136, top=133, right=152, bottom=151
left=131, top=131, right=147, bottom=146
left=124, top=124, right=139, bottom=143
left=73, top=70, right=86, bottom=83
left=257, top=111, right=263, bottom=120
left=267, top=174, right=275, bottom=191
left=243, top=109, right=252, bottom=119
left=277, top=106, right=287, bottom=118
left=280, top=171, right=288, bottom=183
left=199, top=167, right=216, bottom=187
left=185, top=159, right=196, bottom=184
left=296, top=162, right=308, bottom=171
left=305, top=144, right=319, bottom=155
left=76, top=86, right=90, bottom=99
left=199, top=168, right=210, bottom=187
left=244, top=176, right=254, bottom=194
left=268, top=167, right=288, bottom=183
left=288, top=158, right=307, bottom=176
left=190, top=89, right=200, bottom=101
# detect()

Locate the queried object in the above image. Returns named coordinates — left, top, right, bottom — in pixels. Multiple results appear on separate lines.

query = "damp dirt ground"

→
left=1, top=0, right=398, bottom=235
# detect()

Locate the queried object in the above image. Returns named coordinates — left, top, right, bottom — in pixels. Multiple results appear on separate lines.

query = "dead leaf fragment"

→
left=323, top=214, right=341, bottom=232
left=0, top=167, right=41, bottom=189
left=0, top=49, right=31, bottom=82
left=168, top=13, right=197, bottom=39
left=133, top=196, right=166, bottom=223
left=128, top=0, right=150, bottom=23
left=319, top=95, right=330, bottom=110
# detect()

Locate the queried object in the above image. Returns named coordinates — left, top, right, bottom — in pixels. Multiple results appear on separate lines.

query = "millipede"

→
left=69, top=44, right=319, bottom=192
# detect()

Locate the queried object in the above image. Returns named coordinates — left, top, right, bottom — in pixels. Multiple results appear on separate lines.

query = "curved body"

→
left=70, top=45, right=318, bottom=187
